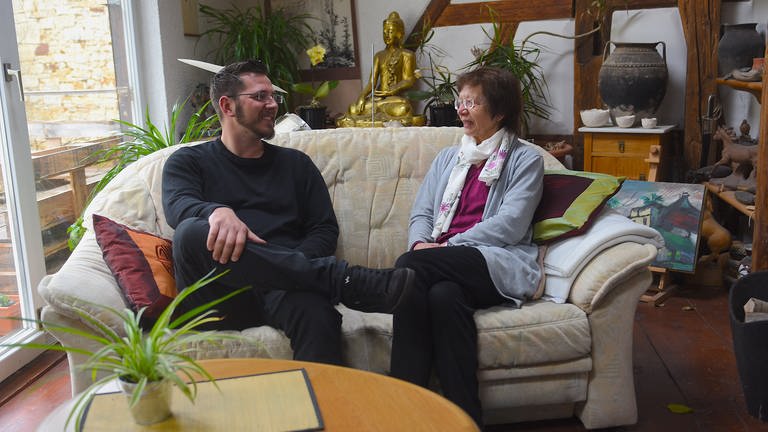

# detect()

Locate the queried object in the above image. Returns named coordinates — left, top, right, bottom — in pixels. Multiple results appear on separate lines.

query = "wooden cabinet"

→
left=579, top=125, right=675, bottom=181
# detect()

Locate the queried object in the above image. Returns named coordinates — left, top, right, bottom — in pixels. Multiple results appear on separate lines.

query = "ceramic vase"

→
left=718, top=23, right=765, bottom=77
left=598, top=41, right=668, bottom=126
left=118, top=378, right=172, bottom=425
left=298, top=106, right=327, bottom=130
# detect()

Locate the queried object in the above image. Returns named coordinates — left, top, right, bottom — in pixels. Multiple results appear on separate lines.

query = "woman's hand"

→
left=413, top=242, right=446, bottom=250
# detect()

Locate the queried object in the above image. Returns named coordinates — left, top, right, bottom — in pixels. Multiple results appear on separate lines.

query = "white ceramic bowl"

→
left=641, top=117, right=658, bottom=128
left=616, top=115, right=636, bottom=128
left=580, top=109, right=610, bottom=127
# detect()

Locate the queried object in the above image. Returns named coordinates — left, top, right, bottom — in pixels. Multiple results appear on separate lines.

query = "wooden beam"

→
left=753, top=45, right=768, bottom=272
left=434, top=0, right=572, bottom=28
left=405, top=0, right=451, bottom=48
left=677, top=0, right=720, bottom=175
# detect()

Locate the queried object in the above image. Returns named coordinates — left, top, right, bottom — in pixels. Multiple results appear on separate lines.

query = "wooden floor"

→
left=1, top=282, right=768, bottom=431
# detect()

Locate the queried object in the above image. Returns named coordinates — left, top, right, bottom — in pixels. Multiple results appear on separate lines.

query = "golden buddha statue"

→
left=337, top=12, right=425, bottom=127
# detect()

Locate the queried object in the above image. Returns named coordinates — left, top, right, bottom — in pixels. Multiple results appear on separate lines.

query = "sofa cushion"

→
left=532, top=170, right=623, bottom=244
left=93, top=214, right=176, bottom=322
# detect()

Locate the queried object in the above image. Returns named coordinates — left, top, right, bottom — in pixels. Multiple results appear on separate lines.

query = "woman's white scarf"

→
left=431, top=129, right=513, bottom=239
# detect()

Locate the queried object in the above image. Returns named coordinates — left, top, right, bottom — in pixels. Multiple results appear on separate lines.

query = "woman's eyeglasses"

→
left=454, top=98, right=481, bottom=111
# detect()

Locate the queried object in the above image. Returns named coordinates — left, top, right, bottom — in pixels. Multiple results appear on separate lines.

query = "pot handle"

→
left=655, top=41, right=667, bottom=65
left=602, top=41, right=615, bottom=62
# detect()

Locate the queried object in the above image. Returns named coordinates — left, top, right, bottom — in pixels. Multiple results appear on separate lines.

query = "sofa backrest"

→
left=83, top=127, right=562, bottom=268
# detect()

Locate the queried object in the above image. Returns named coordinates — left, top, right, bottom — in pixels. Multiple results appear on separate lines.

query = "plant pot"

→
left=428, top=104, right=459, bottom=127
left=718, top=23, right=765, bottom=77
left=729, top=270, right=768, bottom=422
left=0, top=295, right=21, bottom=336
left=118, top=378, right=172, bottom=425
left=298, top=106, right=327, bottom=130
left=598, top=41, right=668, bottom=125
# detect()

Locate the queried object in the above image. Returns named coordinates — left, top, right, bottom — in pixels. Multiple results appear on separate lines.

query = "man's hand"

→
left=207, top=207, right=265, bottom=264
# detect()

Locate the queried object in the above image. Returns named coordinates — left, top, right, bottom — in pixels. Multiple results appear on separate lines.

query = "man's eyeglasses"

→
left=237, top=91, right=284, bottom=104
left=454, top=98, right=481, bottom=111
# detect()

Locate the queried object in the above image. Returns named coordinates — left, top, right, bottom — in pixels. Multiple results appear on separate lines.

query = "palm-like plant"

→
left=67, top=98, right=218, bottom=249
left=199, top=3, right=312, bottom=107
left=464, top=7, right=552, bottom=135
left=4, top=270, right=249, bottom=428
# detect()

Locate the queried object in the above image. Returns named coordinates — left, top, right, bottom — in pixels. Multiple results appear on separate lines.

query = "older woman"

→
left=390, top=67, right=544, bottom=427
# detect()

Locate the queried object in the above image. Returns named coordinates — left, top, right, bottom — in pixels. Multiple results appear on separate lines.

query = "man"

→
left=162, top=59, right=414, bottom=365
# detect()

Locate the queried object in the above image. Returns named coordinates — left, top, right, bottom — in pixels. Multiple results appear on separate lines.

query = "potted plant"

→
left=463, top=7, right=552, bottom=136
left=406, top=53, right=459, bottom=127
left=4, top=270, right=248, bottom=428
left=0, top=293, right=20, bottom=336
left=199, top=3, right=313, bottom=111
left=67, top=98, right=219, bottom=249
left=291, top=44, right=339, bottom=129
left=405, top=20, right=459, bottom=127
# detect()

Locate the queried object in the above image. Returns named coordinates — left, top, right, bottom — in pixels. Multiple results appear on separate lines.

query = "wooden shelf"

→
left=716, top=78, right=763, bottom=99
left=704, top=182, right=754, bottom=219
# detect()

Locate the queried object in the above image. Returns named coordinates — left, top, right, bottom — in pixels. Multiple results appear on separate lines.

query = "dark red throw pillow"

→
left=92, top=214, right=176, bottom=320
left=532, top=170, right=623, bottom=244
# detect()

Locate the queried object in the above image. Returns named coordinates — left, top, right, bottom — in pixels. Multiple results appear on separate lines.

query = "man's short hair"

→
left=209, top=59, right=269, bottom=115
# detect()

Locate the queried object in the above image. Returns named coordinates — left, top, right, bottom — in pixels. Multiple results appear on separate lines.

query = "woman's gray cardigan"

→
left=407, top=134, right=544, bottom=306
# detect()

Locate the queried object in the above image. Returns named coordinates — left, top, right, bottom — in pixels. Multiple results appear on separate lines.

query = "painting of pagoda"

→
left=607, top=180, right=706, bottom=273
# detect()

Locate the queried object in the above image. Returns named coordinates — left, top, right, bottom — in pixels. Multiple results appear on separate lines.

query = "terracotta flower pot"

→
left=0, top=295, right=21, bottom=336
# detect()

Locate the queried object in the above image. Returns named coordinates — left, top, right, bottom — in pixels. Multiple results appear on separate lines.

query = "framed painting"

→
left=268, top=0, right=360, bottom=81
left=606, top=180, right=706, bottom=273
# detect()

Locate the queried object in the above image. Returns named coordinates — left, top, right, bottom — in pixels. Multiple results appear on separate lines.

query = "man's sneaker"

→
left=340, top=266, right=415, bottom=313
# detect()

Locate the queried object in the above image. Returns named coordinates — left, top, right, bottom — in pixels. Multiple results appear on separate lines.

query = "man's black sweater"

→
left=162, top=139, right=338, bottom=259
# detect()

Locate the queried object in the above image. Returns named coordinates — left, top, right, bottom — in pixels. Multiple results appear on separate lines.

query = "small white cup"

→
left=641, top=118, right=658, bottom=129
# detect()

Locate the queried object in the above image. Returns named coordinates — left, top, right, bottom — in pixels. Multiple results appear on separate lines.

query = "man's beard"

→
left=235, top=101, right=275, bottom=140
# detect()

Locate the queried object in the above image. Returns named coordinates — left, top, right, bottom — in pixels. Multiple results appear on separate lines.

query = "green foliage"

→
left=199, top=3, right=313, bottom=107
left=464, top=7, right=552, bottom=134
left=404, top=18, right=457, bottom=112
left=3, top=270, right=249, bottom=429
left=0, top=294, right=14, bottom=307
left=292, top=80, right=339, bottom=108
left=66, top=98, right=218, bottom=250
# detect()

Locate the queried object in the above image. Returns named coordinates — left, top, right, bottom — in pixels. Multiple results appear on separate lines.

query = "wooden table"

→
left=38, top=358, right=479, bottom=431
left=579, top=125, right=676, bottom=181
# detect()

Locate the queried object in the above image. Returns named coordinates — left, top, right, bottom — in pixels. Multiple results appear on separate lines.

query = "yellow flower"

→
left=306, top=44, right=327, bottom=67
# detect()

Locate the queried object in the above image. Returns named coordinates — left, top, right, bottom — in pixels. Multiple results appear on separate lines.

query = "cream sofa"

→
left=39, top=127, right=660, bottom=429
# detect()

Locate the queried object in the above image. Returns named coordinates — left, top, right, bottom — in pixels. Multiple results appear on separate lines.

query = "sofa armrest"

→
left=568, top=242, right=658, bottom=313
left=38, top=231, right=128, bottom=331
left=567, top=242, right=656, bottom=428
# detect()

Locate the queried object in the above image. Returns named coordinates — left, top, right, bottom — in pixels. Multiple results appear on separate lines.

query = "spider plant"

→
left=2, top=270, right=249, bottom=429
left=67, top=98, right=219, bottom=249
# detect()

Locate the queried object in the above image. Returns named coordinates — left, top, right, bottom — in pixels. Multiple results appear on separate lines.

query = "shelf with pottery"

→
left=715, top=78, right=762, bottom=99
left=579, top=124, right=676, bottom=181
left=703, top=181, right=754, bottom=219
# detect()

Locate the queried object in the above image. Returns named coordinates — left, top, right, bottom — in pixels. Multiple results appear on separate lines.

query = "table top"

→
left=38, top=358, right=480, bottom=432
left=578, top=124, right=676, bottom=134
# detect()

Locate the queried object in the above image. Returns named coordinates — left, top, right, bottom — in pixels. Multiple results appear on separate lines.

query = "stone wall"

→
left=13, top=0, right=120, bottom=151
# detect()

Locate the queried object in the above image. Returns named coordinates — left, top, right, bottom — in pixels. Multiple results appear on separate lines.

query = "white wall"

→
left=145, top=1, right=766, bottom=138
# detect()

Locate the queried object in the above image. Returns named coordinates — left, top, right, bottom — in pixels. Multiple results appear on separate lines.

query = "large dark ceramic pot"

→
left=718, top=23, right=765, bottom=77
left=729, top=271, right=768, bottom=422
left=429, top=104, right=459, bottom=127
left=598, top=41, right=668, bottom=125
left=298, top=106, right=327, bottom=130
